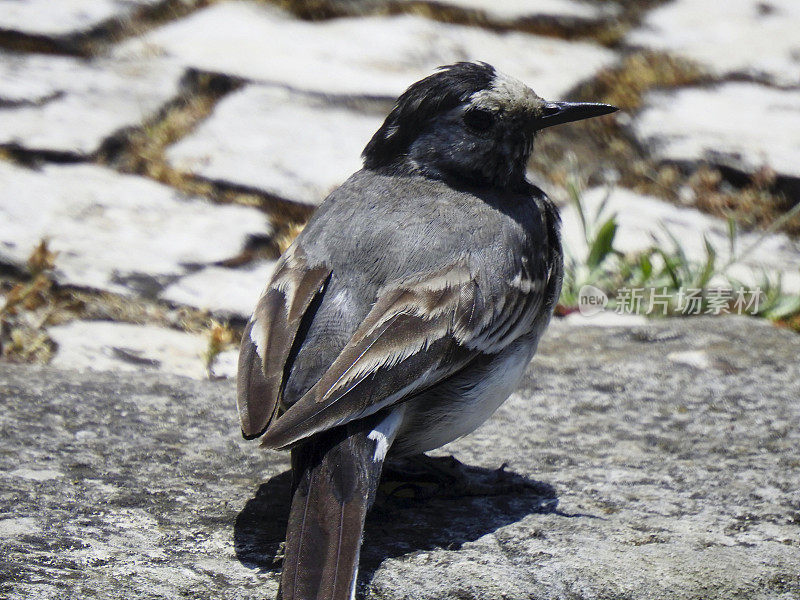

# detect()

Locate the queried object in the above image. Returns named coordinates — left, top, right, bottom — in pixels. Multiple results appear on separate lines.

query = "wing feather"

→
left=260, top=260, right=545, bottom=449
left=236, top=246, right=332, bottom=439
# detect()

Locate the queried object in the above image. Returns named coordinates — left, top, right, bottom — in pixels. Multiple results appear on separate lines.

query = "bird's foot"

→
left=380, top=454, right=555, bottom=504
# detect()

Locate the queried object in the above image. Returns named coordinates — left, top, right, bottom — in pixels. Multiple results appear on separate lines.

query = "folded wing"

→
left=251, top=254, right=545, bottom=449
left=237, top=246, right=332, bottom=439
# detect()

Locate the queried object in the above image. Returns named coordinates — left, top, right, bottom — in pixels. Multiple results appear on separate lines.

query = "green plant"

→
left=559, top=177, right=800, bottom=324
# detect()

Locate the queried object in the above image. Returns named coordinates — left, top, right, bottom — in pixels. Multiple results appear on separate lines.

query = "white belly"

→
left=395, top=341, right=534, bottom=455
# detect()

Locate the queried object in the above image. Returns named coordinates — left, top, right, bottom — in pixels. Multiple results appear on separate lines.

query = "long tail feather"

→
left=278, top=409, right=403, bottom=600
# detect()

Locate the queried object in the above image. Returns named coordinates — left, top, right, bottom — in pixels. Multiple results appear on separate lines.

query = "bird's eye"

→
left=463, top=108, right=494, bottom=132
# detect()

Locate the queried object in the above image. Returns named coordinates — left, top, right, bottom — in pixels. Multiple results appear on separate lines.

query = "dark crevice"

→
left=0, top=145, right=88, bottom=166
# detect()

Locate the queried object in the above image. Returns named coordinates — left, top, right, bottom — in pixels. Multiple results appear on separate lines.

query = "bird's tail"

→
left=277, top=410, right=402, bottom=600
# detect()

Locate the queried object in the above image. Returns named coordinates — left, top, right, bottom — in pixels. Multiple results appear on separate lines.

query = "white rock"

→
left=160, top=261, right=277, bottom=319
left=560, top=186, right=800, bottom=293
left=166, top=85, right=383, bottom=205
left=563, top=311, right=648, bottom=327
left=0, top=0, right=161, bottom=38
left=115, top=2, right=617, bottom=99
left=0, top=162, right=272, bottom=297
left=6, top=468, right=64, bottom=481
left=627, top=0, right=800, bottom=87
left=0, top=517, right=39, bottom=538
left=632, top=83, right=800, bottom=181
left=395, top=0, right=615, bottom=22
left=211, top=348, right=240, bottom=380
left=0, top=52, right=182, bottom=156
left=48, top=321, right=213, bottom=380
left=667, top=350, right=711, bottom=369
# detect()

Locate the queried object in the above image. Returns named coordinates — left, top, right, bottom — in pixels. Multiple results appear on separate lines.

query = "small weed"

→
left=559, top=175, right=800, bottom=325
left=203, top=320, right=236, bottom=379
left=0, top=240, right=58, bottom=363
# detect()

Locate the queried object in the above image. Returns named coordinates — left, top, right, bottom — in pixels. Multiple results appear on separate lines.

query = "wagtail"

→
left=237, top=61, right=617, bottom=600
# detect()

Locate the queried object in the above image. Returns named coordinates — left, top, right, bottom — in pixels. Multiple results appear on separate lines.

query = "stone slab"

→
left=627, top=0, right=800, bottom=87
left=0, top=0, right=162, bottom=38
left=559, top=186, right=800, bottom=294
left=48, top=320, right=237, bottom=380
left=115, top=1, right=618, bottom=100
left=395, top=0, right=617, bottom=23
left=1, top=316, right=799, bottom=598
left=159, top=261, right=278, bottom=319
left=0, top=162, right=273, bottom=298
left=0, top=51, right=183, bottom=156
left=166, top=85, right=384, bottom=206
left=631, top=83, right=800, bottom=184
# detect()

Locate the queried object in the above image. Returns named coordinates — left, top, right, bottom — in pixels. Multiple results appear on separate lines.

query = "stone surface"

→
left=560, top=186, right=800, bottom=293
left=0, top=162, right=273, bottom=298
left=115, top=1, right=617, bottom=99
left=48, top=320, right=237, bottom=380
left=395, top=0, right=617, bottom=23
left=627, top=0, right=800, bottom=87
left=632, top=83, right=800, bottom=184
left=2, top=317, right=800, bottom=599
left=0, top=0, right=162, bottom=38
left=166, top=86, right=384, bottom=206
left=159, top=261, right=277, bottom=319
left=0, top=51, right=183, bottom=156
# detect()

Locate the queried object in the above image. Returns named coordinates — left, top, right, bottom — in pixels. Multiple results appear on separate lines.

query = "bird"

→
left=237, top=61, right=617, bottom=600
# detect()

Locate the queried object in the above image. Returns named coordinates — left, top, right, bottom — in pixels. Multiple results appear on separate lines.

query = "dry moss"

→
left=690, top=166, right=800, bottom=236
left=579, top=51, right=708, bottom=112
left=105, top=72, right=240, bottom=189
left=203, top=320, right=237, bottom=377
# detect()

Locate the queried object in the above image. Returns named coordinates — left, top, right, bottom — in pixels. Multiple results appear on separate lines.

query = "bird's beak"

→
left=536, top=101, right=618, bottom=130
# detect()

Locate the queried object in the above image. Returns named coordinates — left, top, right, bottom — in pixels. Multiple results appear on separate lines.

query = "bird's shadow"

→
left=233, top=459, right=561, bottom=584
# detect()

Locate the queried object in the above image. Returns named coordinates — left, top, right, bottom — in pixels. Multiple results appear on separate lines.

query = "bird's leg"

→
left=381, top=454, right=556, bottom=503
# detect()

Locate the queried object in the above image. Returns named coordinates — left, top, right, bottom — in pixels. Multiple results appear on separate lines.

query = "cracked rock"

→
left=0, top=162, right=273, bottom=298
left=115, top=1, right=617, bottom=99
left=48, top=320, right=237, bottom=380
left=0, top=0, right=164, bottom=39
left=165, top=85, right=384, bottom=206
left=0, top=51, right=183, bottom=157
left=160, top=261, right=278, bottom=319
left=631, top=83, right=800, bottom=185
left=627, top=0, right=800, bottom=87
left=392, top=0, right=620, bottom=26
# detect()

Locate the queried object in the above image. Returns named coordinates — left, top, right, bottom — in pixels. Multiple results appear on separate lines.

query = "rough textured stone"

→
left=166, top=86, right=383, bottom=206
left=627, top=0, right=800, bottom=87
left=0, top=51, right=183, bottom=156
left=631, top=83, right=800, bottom=185
left=2, top=317, right=799, bottom=599
left=0, top=0, right=163, bottom=39
left=560, top=186, right=800, bottom=293
left=159, top=261, right=277, bottom=319
left=47, top=320, right=237, bottom=380
left=0, top=162, right=272, bottom=297
left=115, top=1, right=617, bottom=99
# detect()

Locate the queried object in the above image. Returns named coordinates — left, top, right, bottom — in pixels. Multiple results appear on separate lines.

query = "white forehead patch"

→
left=468, top=70, right=540, bottom=113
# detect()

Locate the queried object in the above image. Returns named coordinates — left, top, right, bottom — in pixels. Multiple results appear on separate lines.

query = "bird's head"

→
left=362, top=61, right=617, bottom=190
